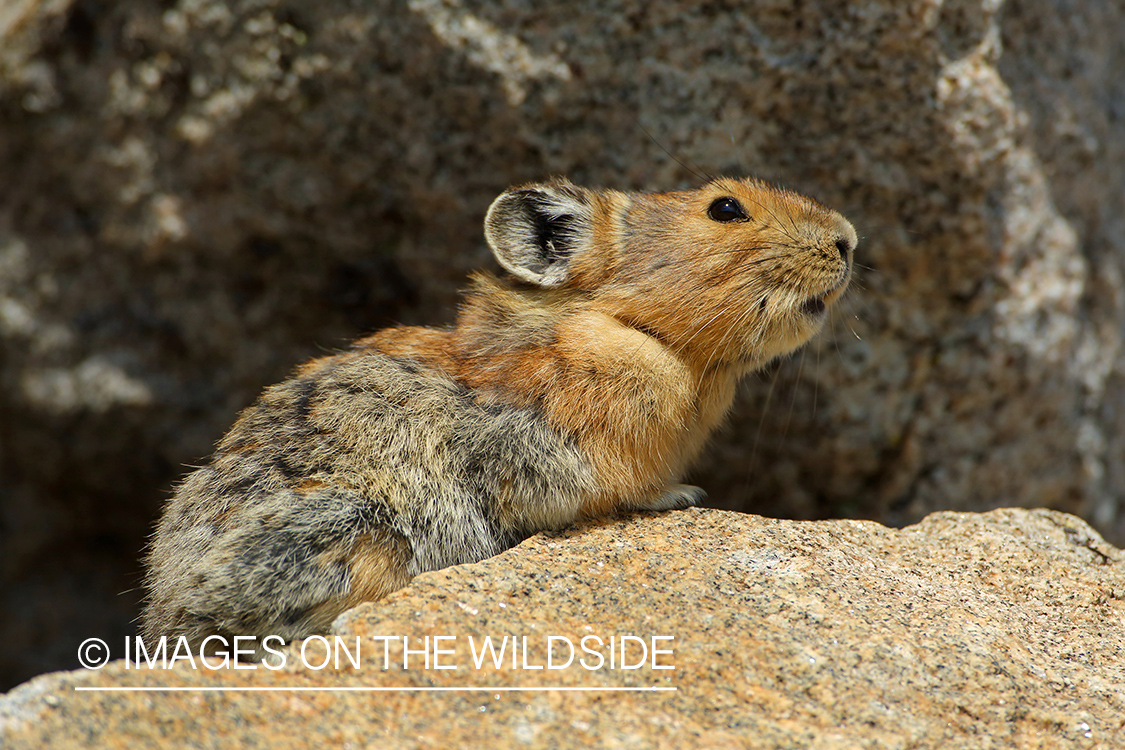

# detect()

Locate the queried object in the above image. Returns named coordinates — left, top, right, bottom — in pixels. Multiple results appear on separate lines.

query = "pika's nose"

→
left=832, top=217, right=858, bottom=265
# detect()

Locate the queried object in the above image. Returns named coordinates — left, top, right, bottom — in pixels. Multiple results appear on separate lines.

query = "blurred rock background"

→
left=1, top=0, right=1122, bottom=690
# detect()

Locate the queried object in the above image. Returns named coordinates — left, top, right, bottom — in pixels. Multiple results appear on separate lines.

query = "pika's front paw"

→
left=631, top=483, right=706, bottom=512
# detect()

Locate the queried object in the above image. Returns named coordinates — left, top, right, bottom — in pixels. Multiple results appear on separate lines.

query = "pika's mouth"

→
left=801, top=296, right=827, bottom=317
left=801, top=274, right=850, bottom=317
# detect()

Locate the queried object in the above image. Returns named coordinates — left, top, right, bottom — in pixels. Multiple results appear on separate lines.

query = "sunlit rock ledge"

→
left=2, top=507, right=1122, bottom=749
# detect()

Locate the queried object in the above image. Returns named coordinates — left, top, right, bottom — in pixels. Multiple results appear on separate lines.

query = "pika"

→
left=142, top=177, right=855, bottom=650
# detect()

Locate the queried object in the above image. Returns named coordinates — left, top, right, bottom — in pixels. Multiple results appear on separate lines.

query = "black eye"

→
left=707, top=197, right=748, bottom=222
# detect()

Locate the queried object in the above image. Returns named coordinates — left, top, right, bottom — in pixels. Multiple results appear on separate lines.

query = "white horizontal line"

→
left=74, top=686, right=676, bottom=692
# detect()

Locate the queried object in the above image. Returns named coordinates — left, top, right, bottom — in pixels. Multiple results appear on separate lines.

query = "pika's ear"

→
left=484, top=180, right=594, bottom=287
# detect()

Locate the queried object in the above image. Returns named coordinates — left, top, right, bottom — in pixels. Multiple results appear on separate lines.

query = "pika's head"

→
left=485, top=177, right=856, bottom=369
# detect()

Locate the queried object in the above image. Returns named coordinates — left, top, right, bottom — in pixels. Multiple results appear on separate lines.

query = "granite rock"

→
left=2, top=508, right=1123, bottom=749
left=2, top=0, right=1124, bottom=687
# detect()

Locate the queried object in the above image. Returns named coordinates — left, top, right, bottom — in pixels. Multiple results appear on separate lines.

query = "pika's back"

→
left=143, top=176, right=856, bottom=651
left=145, top=352, right=597, bottom=645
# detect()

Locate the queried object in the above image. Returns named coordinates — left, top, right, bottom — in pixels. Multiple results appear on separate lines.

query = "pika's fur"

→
left=143, top=177, right=856, bottom=649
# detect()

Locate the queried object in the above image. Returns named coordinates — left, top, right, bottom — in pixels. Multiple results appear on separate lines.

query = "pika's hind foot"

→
left=631, top=484, right=706, bottom=512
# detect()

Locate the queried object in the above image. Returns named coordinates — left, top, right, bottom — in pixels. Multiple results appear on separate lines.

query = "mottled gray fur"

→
left=143, top=353, right=595, bottom=648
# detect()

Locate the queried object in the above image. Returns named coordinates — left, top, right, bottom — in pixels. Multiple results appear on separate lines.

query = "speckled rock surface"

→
left=1, top=508, right=1123, bottom=749
left=2, top=0, right=1124, bottom=688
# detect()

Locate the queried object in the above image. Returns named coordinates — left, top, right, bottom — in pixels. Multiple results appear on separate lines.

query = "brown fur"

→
left=142, top=177, right=856, bottom=651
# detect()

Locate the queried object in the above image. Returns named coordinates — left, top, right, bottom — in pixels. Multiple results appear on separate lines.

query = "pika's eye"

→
left=707, top=197, right=748, bottom=222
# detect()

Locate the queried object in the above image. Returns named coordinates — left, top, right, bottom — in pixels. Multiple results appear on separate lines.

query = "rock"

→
left=2, top=508, right=1122, bottom=748
left=2, top=0, right=1124, bottom=688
